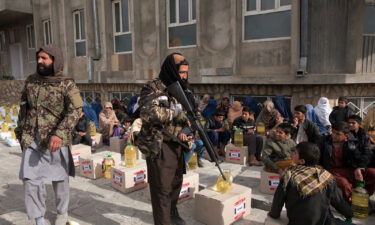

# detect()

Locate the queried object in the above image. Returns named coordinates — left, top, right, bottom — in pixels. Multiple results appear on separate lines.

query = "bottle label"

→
left=234, top=198, right=246, bottom=220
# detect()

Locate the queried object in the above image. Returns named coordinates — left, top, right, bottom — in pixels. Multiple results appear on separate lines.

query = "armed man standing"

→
left=136, top=53, right=193, bottom=225
left=16, top=45, right=83, bottom=225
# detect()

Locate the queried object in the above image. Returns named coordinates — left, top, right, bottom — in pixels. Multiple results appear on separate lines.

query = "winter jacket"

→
left=262, top=138, right=296, bottom=171
left=292, top=119, right=321, bottom=144
left=329, top=106, right=353, bottom=126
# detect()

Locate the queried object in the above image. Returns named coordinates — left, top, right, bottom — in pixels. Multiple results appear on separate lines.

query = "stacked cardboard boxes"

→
left=195, top=184, right=252, bottom=225
left=79, top=151, right=121, bottom=179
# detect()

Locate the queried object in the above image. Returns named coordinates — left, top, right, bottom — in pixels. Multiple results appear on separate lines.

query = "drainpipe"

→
left=88, top=0, right=101, bottom=83
left=297, top=0, right=308, bottom=77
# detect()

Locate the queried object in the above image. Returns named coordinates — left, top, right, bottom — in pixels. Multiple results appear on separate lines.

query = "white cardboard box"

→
left=91, top=133, right=103, bottom=148
left=110, top=136, right=126, bottom=153
left=259, top=168, right=280, bottom=195
left=111, top=162, right=148, bottom=193
left=79, top=151, right=121, bottom=179
left=225, top=143, right=248, bottom=165
left=71, top=144, right=92, bottom=166
left=195, top=183, right=252, bottom=225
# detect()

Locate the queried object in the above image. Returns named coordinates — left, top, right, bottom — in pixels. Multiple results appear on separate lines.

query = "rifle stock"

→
left=167, top=82, right=226, bottom=180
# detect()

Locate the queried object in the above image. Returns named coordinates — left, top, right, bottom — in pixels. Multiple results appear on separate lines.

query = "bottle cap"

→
left=127, top=142, right=132, bottom=146
left=107, top=154, right=112, bottom=157
left=358, top=183, right=365, bottom=188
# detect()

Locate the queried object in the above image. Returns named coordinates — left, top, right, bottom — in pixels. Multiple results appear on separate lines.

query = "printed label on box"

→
left=133, top=170, right=147, bottom=186
left=72, top=153, right=80, bottom=165
left=113, top=170, right=123, bottom=187
left=229, top=149, right=241, bottom=160
left=234, top=198, right=247, bottom=220
left=81, top=161, right=92, bottom=174
left=268, top=175, right=280, bottom=191
left=179, top=182, right=190, bottom=200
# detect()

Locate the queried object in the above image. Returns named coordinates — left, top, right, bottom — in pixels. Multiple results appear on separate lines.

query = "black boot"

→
left=170, top=208, right=186, bottom=225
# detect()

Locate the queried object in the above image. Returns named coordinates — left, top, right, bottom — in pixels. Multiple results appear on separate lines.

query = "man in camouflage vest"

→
left=137, top=53, right=193, bottom=225
left=16, top=45, right=83, bottom=225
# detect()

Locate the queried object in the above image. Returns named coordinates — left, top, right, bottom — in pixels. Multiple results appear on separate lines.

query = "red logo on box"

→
left=179, top=182, right=191, bottom=200
left=81, top=161, right=92, bottom=174
left=268, top=175, right=280, bottom=191
left=234, top=198, right=247, bottom=220
left=133, top=170, right=147, bottom=186
left=113, top=170, right=123, bottom=187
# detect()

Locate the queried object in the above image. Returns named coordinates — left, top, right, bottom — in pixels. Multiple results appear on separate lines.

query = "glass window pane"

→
left=114, top=3, right=121, bottom=33
left=261, top=0, right=275, bottom=11
left=192, top=0, right=196, bottom=20
left=115, top=33, right=132, bottom=52
left=244, top=11, right=291, bottom=40
left=179, top=0, right=189, bottom=23
left=44, top=22, right=49, bottom=45
left=170, top=0, right=176, bottom=23
left=122, top=0, right=129, bottom=32
left=364, top=5, right=375, bottom=34
left=75, top=14, right=80, bottom=40
left=80, top=11, right=85, bottom=39
left=280, top=0, right=291, bottom=6
left=31, top=26, right=35, bottom=48
left=76, top=41, right=86, bottom=56
left=48, top=21, right=52, bottom=44
left=169, top=24, right=196, bottom=47
left=247, top=0, right=257, bottom=11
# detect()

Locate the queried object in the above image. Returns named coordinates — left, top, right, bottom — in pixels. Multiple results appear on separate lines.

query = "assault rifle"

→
left=167, top=81, right=226, bottom=180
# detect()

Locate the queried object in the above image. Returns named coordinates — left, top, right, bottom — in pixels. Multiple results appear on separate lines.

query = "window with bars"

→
left=43, top=19, right=52, bottom=45
left=346, top=97, right=375, bottom=119
left=364, top=4, right=375, bottom=35
left=73, top=10, right=86, bottom=57
left=80, top=91, right=101, bottom=104
left=231, top=95, right=291, bottom=110
left=167, top=0, right=197, bottom=48
left=26, top=25, right=35, bottom=49
left=109, top=92, right=136, bottom=105
left=243, top=0, right=291, bottom=41
left=112, top=0, right=132, bottom=53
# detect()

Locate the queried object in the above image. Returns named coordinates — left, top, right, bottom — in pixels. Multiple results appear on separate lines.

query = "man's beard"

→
left=37, top=63, right=54, bottom=76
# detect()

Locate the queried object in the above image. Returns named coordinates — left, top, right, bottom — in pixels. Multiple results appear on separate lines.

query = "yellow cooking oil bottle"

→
left=124, top=142, right=137, bottom=168
left=5, top=114, right=11, bottom=123
left=88, top=121, right=96, bottom=136
left=187, top=152, right=198, bottom=170
left=212, top=169, right=233, bottom=194
left=11, top=127, right=16, bottom=139
left=2, top=122, right=9, bottom=133
left=102, top=154, right=115, bottom=179
left=256, top=121, right=266, bottom=136
left=352, top=183, right=369, bottom=218
left=234, top=128, right=243, bottom=147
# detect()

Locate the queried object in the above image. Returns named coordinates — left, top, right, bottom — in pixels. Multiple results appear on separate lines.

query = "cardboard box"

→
left=79, top=151, right=121, bottom=179
left=91, top=133, right=103, bottom=148
left=195, top=184, right=252, bottom=225
left=0, top=132, right=11, bottom=141
left=225, top=143, right=248, bottom=165
left=259, top=168, right=280, bottom=195
left=145, top=171, right=199, bottom=203
left=110, top=136, right=126, bottom=153
left=71, top=144, right=92, bottom=166
left=111, top=162, right=148, bottom=193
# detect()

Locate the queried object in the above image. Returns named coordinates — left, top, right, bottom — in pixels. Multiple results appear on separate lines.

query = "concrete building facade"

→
left=0, top=0, right=375, bottom=117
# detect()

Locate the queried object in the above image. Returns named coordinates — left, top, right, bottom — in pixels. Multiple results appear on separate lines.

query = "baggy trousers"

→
left=23, top=177, right=69, bottom=219
left=244, top=133, right=263, bottom=159
left=146, top=140, right=184, bottom=225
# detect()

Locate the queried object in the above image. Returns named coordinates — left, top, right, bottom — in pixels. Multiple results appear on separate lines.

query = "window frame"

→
left=80, top=91, right=101, bottom=104
left=0, top=31, right=5, bottom=52
left=73, top=9, right=87, bottom=57
left=26, top=24, right=36, bottom=49
left=167, top=0, right=197, bottom=49
left=112, top=0, right=133, bottom=54
left=242, top=0, right=292, bottom=43
left=43, top=19, right=52, bottom=45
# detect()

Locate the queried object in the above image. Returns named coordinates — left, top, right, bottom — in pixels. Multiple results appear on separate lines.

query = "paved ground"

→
left=0, top=142, right=374, bottom=225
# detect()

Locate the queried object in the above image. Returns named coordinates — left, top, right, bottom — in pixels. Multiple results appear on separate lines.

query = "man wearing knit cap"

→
left=16, top=45, right=83, bottom=225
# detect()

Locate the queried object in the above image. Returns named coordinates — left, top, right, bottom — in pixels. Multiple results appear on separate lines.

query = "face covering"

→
left=37, top=63, right=54, bottom=76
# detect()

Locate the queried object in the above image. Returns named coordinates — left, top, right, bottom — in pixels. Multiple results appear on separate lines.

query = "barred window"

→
left=73, top=9, right=86, bottom=57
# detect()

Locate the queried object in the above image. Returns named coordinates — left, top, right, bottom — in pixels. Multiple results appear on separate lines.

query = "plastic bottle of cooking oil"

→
left=2, top=122, right=9, bottom=133
left=88, top=121, right=96, bottom=136
left=256, top=121, right=266, bottom=136
left=352, top=183, right=369, bottom=218
left=234, top=128, right=243, bottom=147
left=11, top=127, right=16, bottom=139
left=5, top=115, right=11, bottom=123
left=213, top=169, right=233, bottom=194
left=124, top=143, right=137, bottom=168
left=5, top=106, right=10, bottom=115
left=188, top=152, right=198, bottom=170
left=102, top=154, right=115, bottom=179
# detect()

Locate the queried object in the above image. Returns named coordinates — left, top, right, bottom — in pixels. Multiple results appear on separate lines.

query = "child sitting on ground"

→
left=269, top=142, right=353, bottom=225
left=262, top=123, right=296, bottom=174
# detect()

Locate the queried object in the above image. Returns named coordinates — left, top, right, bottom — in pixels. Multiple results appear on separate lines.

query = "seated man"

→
left=292, top=105, right=320, bottom=144
left=269, top=142, right=353, bottom=225
left=319, top=121, right=375, bottom=202
left=262, top=123, right=296, bottom=174
left=205, top=111, right=231, bottom=156
left=232, top=107, right=263, bottom=166
left=72, top=112, right=92, bottom=147
left=184, top=139, right=206, bottom=168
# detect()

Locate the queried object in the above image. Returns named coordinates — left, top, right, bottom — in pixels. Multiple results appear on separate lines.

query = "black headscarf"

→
left=159, top=53, right=197, bottom=111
